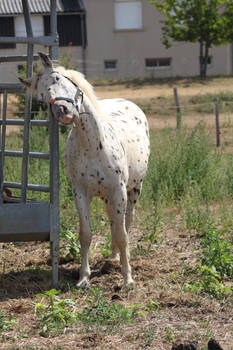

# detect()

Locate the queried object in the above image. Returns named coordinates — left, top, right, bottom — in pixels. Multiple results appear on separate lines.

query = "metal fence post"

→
left=215, top=99, right=221, bottom=147
left=49, top=0, right=60, bottom=289
left=174, top=87, right=182, bottom=130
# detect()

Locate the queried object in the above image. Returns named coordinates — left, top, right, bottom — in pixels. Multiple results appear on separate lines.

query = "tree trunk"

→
left=203, top=44, right=209, bottom=78
left=199, top=42, right=204, bottom=77
left=199, top=41, right=209, bottom=78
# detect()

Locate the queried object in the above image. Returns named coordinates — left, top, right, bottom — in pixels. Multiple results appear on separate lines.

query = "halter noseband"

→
left=49, top=74, right=84, bottom=112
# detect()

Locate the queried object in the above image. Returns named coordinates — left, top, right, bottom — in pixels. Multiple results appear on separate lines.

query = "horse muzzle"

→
left=50, top=99, right=77, bottom=125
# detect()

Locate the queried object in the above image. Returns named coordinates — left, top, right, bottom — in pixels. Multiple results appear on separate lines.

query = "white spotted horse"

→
left=19, top=52, right=150, bottom=288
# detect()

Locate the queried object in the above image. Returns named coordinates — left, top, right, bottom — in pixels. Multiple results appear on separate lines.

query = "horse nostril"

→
left=63, top=106, right=68, bottom=114
left=57, top=105, right=68, bottom=115
left=56, top=105, right=66, bottom=116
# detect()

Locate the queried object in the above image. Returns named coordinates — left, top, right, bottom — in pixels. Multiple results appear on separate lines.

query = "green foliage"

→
left=140, top=198, right=164, bottom=252
left=184, top=266, right=232, bottom=299
left=99, top=231, right=112, bottom=257
left=34, top=288, right=139, bottom=335
left=0, top=311, right=15, bottom=333
left=182, top=193, right=233, bottom=278
left=144, top=299, right=161, bottom=311
left=182, top=191, right=233, bottom=298
left=181, top=186, right=212, bottom=232
left=60, top=230, right=81, bottom=262
left=150, top=0, right=233, bottom=77
left=59, top=52, right=78, bottom=70
left=200, top=224, right=233, bottom=278
left=34, top=289, right=77, bottom=336
left=77, top=288, right=138, bottom=331
left=142, top=123, right=232, bottom=207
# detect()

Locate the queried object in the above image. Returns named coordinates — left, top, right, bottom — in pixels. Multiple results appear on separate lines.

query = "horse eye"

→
left=56, top=76, right=60, bottom=81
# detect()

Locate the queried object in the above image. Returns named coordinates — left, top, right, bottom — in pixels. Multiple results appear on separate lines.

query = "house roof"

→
left=0, top=0, right=85, bottom=15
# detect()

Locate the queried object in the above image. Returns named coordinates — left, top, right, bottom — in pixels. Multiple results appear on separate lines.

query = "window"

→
left=44, top=15, right=87, bottom=47
left=0, top=17, right=16, bottom=49
left=15, top=15, right=44, bottom=37
left=104, top=60, right=117, bottom=70
left=145, top=58, right=171, bottom=68
left=115, top=1, right=142, bottom=30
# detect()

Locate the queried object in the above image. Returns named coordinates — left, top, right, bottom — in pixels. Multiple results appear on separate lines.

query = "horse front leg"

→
left=73, top=189, right=92, bottom=289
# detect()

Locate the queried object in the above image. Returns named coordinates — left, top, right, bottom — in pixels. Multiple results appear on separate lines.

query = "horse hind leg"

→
left=105, top=202, right=119, bottom=260
left=106, top=189, right=134, bottom=287
left=126, top=184, right=142, bottom=233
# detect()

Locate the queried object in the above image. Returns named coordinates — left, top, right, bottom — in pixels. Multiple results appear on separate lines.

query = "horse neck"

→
left=73, top=94, right=105, bottom=150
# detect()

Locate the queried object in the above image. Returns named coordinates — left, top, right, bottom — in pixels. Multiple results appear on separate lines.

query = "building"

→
left=0, top=0, right=232, bottom=82
left=0, top=0, right=86, bottom=82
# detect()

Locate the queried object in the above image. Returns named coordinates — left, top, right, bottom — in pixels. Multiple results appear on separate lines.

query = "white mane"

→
left=54, top=66, right=106, bottom=120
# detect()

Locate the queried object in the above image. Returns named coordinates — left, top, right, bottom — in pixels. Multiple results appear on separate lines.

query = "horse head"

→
left=19, top=52, right=83, bottom=125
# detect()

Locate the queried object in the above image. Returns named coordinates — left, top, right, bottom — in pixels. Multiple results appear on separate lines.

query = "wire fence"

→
left=169, top=87, right=233, bottom=147
left=3, top=85, right=233, bottom=149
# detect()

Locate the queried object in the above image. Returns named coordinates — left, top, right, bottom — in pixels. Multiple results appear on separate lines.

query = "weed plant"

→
left=77, top=288, right=138, bottom=332
left=0, top=311, right=14, bottom=333
left=182, top=190, right=232, bottom=298
left=34, top=288, right=138, bottom=335
left=34, top=289, right=77, bottom=336
left=141, top=122, right=232, bottom=207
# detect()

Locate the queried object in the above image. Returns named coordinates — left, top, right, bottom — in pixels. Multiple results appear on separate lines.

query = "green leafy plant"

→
left=142, top=124, right=230, bottom=207
left=181, top=186, right=212, bottom=233
left=34, top=289, right=77, bottom=336
left=200, top=225, right=233, bottom=277
left=150, top=0, right=233, bottom=77
left=77, top=288, right=138, bottom=331
left=61, top=230, right=81, bottom=261
left=184, top=266, right=232, bottom=299
left=0, top=311, right=15, bottom=333
left=140, top=200, right=164, bottom=252
left=99, top=231, right=112, bottom=257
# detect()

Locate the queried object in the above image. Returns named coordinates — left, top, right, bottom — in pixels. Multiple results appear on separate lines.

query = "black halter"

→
left=49, top=74, right=84, bottom=112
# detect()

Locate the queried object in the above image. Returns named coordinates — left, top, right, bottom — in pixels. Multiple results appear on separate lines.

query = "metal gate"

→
left=0, top=0, right=60, bottom=288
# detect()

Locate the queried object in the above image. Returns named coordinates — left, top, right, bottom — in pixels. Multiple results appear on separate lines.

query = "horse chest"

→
left=64, top=135, right=127, bottom=196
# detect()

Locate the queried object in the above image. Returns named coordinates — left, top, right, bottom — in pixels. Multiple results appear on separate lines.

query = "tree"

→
left=150, top=0, right=233, bottom=78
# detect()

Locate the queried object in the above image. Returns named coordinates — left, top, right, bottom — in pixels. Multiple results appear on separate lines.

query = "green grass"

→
left=141, top=122, right=232, bottom=207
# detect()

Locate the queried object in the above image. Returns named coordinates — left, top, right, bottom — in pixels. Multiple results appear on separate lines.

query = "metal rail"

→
left=0, top=55, right=39, bottom=63
left=0, top=119, right=50, bottom=127
left=0, top=35, right=57, bottom=46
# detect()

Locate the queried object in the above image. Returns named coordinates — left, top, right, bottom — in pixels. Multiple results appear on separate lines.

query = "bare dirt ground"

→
left=94, top=76, right=233, bottom=99
left=0, top=77, right=232, bottom=350
left=0, top=215, right=232, bottom=350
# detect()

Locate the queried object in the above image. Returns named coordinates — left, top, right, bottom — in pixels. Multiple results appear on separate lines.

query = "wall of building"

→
left=83, top=0, right=232, bottom=79
left=0, top=0, right=232, bottom=83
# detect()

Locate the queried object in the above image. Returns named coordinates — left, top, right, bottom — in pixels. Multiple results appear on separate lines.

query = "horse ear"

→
left=18, top=76, right=33, bottom=88
left=38, top=52, right=53, bottom=68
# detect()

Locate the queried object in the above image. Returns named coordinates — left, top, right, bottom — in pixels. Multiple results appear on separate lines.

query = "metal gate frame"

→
left=0, top=0, right=60, bottom=288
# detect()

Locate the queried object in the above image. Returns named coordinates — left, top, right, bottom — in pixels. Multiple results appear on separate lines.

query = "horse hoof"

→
left=76, top=279, right=89, bottom=290
left=110, top=252, right=119, bottom=260
left=123, top=279, right=135, bottom=289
